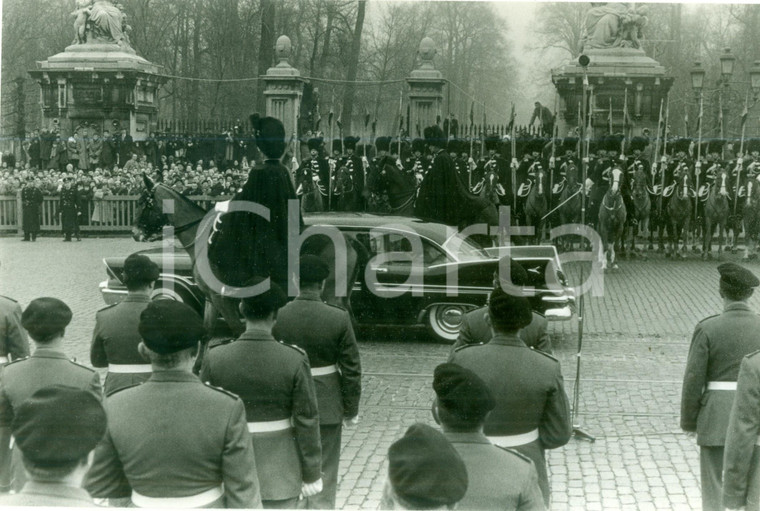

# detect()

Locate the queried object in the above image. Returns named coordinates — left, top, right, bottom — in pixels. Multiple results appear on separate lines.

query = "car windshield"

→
left=441, top=232, right=491, bottom=262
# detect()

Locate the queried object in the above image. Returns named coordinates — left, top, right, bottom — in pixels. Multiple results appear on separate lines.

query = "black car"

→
left=100, top=213, right=574, bottom=342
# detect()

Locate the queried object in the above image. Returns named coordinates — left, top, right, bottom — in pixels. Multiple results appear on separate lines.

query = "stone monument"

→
left=262, top=36, right=306, bottom=141
left=551, top=2, right=673, bottom=138
left=406, top=38, right=445, bottom=137
left=28, top=0, right=166, bottom=142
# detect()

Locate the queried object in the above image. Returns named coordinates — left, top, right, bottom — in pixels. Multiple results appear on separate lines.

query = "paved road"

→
left=3, top=234, right=760, bottom=509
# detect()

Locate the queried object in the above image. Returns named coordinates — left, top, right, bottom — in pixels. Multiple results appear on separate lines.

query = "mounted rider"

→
left=516, top=137, right=545, bottom=224
left=622, top=136, right=649, bottom=225
left=473, top=134, right=511, bottom=206
left=696, top=139, right=726, bottom=225
left=297, top=137, right=330, bottom=211
left=553, top=137, right=579, bottom=199
left=338, top=136, right=365, bottom=211
left=366, top=136, right=396, bottom=213
left=585, top=135, right=617, bottom=229
left=404, top=138, right=429, bottom=186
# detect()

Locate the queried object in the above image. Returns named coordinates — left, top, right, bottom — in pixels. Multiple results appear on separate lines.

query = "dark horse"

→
left=133, top=177, right=364, bottom=337
left=667, top=172, right=693, bottom=259
left=702, top=167, right=729, bottom=260
left=299, top=171, right=324, bottom=214
left=524, top=166, right=548, bottom=245
left=556, top=161, right=582, bottom=251
left=598, top=167, right=627, bottom=271
left=332, top=162, right=356, bottom=212
left=625, top=165, right=650, bottom=254
left=743, top=176, right=760, bottom=261
left=381, top=163, right=418, bottom=217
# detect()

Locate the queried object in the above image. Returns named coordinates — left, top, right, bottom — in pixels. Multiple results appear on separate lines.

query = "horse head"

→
left=609, top=166, right=623, bottom=196
left=678, top=171, right=692, bottom=199
left=717, top=168, right=729, bottom=197
left=534, top=167, right=545, bottom=196
left=133, top=174, right=166, bottom=241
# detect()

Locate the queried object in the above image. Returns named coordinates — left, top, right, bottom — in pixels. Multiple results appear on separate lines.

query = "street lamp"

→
left=720, top=48, right=736, bottom=85
left=690, top=61, right=705, bottom=98
left=750, top=60, right=760, bottom=101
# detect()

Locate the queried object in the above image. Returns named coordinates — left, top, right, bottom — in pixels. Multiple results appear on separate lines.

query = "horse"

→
left=743, top=176, right=760, bottom=261
left=298, top=168, right=325, bottom=214
left=666, top=171, right=693, bottom=259
left=626, top=164, right=650, bottom=254
left=524, top=167, right=548, bottom=245
left=556, top=161, right=582, bottom=252
left=381, top=162, right=418, bottom=217
left=132, top=177, right=365, bottom=339
left=702, top=167, right=729, bottom=260
left=472, top=161, right=506, bottom=208
left=647, top=169, right=670, bottom=253
left=332, top=162, right=356, bottom=212
left=597, top=167, right=627, bottom=271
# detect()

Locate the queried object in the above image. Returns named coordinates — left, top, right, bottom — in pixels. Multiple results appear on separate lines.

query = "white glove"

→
left=312, top=175, right=320, bottom=182
left=651, top=163, right=658, bottom=173
left=737, top=157, right=744, bottom=165
left=660, top=156, right=668, bottom=164
left=549, top=156, right=555, bottom=168
left=344, top=415, right=360, bottom=428
left=695, top=160, right=702, bottom=169
left=619, top=154, right=626, bottom=162
left=582, top=157, right=589, bottom=164
left=301, top=478, right=323, bottom=498
left=584, top=178, right=594, bottom=194
left=361, top=156, right=369, bottom=167
left=511, top=158, right=518, bottom=169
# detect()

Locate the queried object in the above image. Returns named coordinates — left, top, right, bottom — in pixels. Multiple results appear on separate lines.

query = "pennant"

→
left=684, top=110, right=689, bottom=137
left=623, top=89, right=629, bottom=128
left=608, top=98, right=613, bottom=134
left=371, top=119, right=377, bottom=135
left=364, top=107, right=370, bottom=129
left=508, top=103, right=516, bottom=131
left=469, top=102, right=474, bottom=126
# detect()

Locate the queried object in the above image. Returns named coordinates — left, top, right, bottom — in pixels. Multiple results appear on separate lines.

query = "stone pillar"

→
left=262, top=36, right=305, bottom=141
left=406, top=38, right=445, bottom=137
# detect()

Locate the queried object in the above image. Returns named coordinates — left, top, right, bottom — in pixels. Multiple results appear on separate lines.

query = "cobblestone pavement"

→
left=3, top=235, right=760, bottom=509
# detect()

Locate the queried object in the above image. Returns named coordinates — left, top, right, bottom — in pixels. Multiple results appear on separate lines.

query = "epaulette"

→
left=202, top=381, right=239, bottom=400
left=69, top=359, right=96, bottom=372
left=453, top=342, right=484, bottom=353
left=208, top=338, right=234, bottom=350
left=495, top=446, right=533, bottom=464
left=97, top=303, right=119, bottom=313
left=279, top=341, right=307, bottom=356
left=529, top=346, right=559, bottom=362
left=2, top=356, right=28, bottom=367
left=696, top=314, right=719, bottom=326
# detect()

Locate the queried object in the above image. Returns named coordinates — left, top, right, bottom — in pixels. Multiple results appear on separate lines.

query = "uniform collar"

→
left=32, top=348, right=68, bottom=360
left=443, top=431, right=491, bottom=445
left=238, top=329, right=276, bottom=341
left=489, top=334, right=527, bottom=347
left=725, top=301, right=752, bottom=312
left=123, top=294, right=151, bottom=303
left=20, top=481, right=93, bottom=504
left=296, top=289, right=324, bottom=302
left=148, top=370, right=199, bottom=383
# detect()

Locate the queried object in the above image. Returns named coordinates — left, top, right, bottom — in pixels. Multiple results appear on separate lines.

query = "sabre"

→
left=694, top=95, right=703, bottom=223
left=542, top=185, right=582, bottom=221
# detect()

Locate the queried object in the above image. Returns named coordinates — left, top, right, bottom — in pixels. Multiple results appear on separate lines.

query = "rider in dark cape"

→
left=208, top=114, right=302, bottom=291
left=414, top=125, right=491, bottom=228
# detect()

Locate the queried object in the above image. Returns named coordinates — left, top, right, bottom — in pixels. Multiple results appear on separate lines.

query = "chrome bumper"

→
left=544, top=306, right=573, bottom=321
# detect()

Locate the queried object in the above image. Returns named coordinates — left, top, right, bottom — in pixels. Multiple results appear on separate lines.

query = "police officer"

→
left=90, top=254, right=160, bottom=396
left=722, top=350, right=760, bottom=511
left=680, top=262, right=760, bottom=511
left=59, top=176, right=79, bottom=242
left=432, top=363, right=544, bottom=510
left=450, top=256, right=551, bottom=354
left=0, top=298, right=102, bottom=493
left=272, top=256, right=362, bottom=509
left=21, top=177, right=43, bottom=242
left=86, top=300, right=262, bottom=508
left=0, top=386, right=106, bottom=507
left=0, top=294, right=29, bottom=364
left=200, top=280, right=322, bottom=509
left=380, top=423, right=468, bottom=510
left=449, top=286, right=571, bottom=507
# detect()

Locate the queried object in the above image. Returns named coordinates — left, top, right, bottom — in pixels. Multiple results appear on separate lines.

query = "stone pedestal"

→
left=262, top=36, right=305, bottom=141
left=28, top=43, right=166, bottom=141
left=406, top=38, right=445, bottom=136
left=552, top=48, right=674, bottom=138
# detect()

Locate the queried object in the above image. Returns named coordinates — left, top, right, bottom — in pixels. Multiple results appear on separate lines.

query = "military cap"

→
left=528, top=137, right=545, bottom=155
left=670, top=137, right=691, bottom=155
left=388, top=423, right=468, bottom=509
left=423, top=125, right=446, bottom=148
left=718, top=262, right=760, bottom=290
left=249, top=114, right=286, bottom=159
left=495, top=255, right=529, bottom=288
left=706, top=139, right=724, bottom=155
left=307, top=137, right=324, bottom=152
left=629, top=136, right=649, bottom=153
left=484, top=134, right=500, bottom=152
left=240, top=278, right=288, bottom=318
left=12, top=385, right=106, bottom=465
left=123, top=253, right=160, bottom=285
left=376, top=136, right=392, bottom=153
left=21, top=298, right=72, bottom=341
left=605, top=134, right=624, bottom=153
left=562, top=137, right=579, bottom=153
left=447, top=138, right=460, bottom=154
left=433, top=362, right=495, bottom=422
left=343, top=136, right=360, bottom=151
left=332, top=139, right=343, bottom=153
left=62, top=175, right=73, bottom=182
left=411, top=138, right=426, bottom=154
left=139, top=300, right=205, bottom=354
left=300, top=255, right=330, bottom=284
left=488, top=285, right=533, bottom=331
left=747, top=138, right=760, bottom=155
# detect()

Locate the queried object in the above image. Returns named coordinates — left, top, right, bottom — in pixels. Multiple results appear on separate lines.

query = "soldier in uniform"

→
left=86, top=300, right=262, bottom=508
left=552, top=137, right=579, bottom=204
left=449, top=286, right=571, bottom=507
left=432, top=363, right=544, bottom=510
left=0, top=298, right=102, bottom=493
left=200, top=281, right=322, bottom=509
left=695, top=140, right=725, bottom=248
left=515, top=138, right=544, bottom=225
left=478, top=134, right=511, bottom=206
left=680, top=262, right=760, bottom=511
left=405, top=138, right=429, bottom=186
left=59, top=176, right=80, bottom=242
left=450, top=256, right=551, bottom=354
left=90, top=254, right=159, bottom=396
left=20, top=177, right=43, bottom=242
left=366, top=136, right=394, bottom=213
left=0, top=294, right=29, bottom=364
left=342, top=136, right=365, bottom=211
left=0, top=386, right=107, bottom=507
left=585, top=135, right=615, bottom=229
left=272, top=256, right=362, bottom=509
left=723, top=349, right=760, bottom=511
left=380, top=423, right=468, bottom=510
left=297, top=137, right=329, bottom=212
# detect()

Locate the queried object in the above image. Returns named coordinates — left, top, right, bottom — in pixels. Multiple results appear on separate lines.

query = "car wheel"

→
left=426, top=304, right=469, bottom=343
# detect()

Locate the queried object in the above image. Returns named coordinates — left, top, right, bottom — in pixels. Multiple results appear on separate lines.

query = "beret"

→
left=240, top=278, right=288, bottom=316
left=388, top=423, right=468, bottom=508
left=300, top=255, right=330, bottom=284
left=21, top=298, right=72, bottom=340
left=434, top=363, right=495, bottom=421
left=123, top=254, right=160, bottom=285
left=488, top=286, right=533, bottom=331
left=375, top=136, right=392, bottom=153
left=423, top=125, right=446, bottom=148
left=250, top=114, right=286, bottom=159
left=139, top=300, right=205, bottom=354
left=496, top=256, right=529, bottom=288
left=718, top=262, right=759, bottom=290
left=13, top=385, right=106, bottom=465
left=307, top=137, right=324, bottom=152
